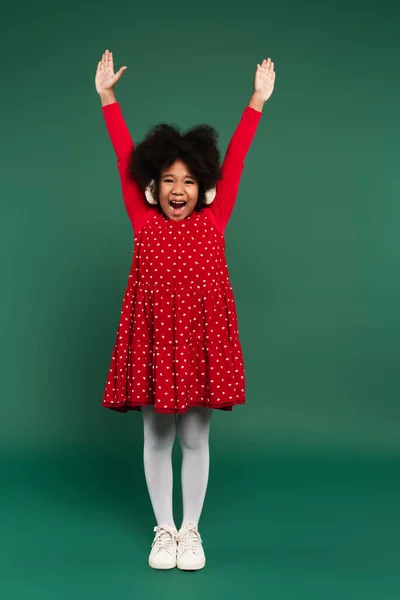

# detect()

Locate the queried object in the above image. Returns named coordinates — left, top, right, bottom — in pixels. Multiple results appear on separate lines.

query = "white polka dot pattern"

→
left=102, top=211, right=246, bottom=414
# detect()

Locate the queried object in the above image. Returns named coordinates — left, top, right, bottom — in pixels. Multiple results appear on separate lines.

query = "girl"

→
left=95, top=50, right=275, bottom=571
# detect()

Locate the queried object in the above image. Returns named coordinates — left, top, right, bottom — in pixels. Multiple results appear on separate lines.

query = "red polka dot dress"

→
left=101, top=102, right=261, bottom=414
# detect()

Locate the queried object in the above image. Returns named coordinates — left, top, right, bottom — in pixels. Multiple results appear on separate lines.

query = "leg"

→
left=142, top=406, right=177, bottom=528
left=177, top=407, right=213, bottom=528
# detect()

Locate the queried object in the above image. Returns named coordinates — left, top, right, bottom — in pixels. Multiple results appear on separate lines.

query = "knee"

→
left=144, top=429, right=175, bottom=452
left=178, top=424, right=209, bottom=452
left=143, top=418, right=176, bottom=452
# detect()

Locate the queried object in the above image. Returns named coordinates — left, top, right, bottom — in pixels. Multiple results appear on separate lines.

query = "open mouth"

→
left=169, top=200, right=187, bottom=212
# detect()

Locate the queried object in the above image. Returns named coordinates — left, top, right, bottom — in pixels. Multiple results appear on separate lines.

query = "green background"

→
left=1, top=0, right=400, bottom=597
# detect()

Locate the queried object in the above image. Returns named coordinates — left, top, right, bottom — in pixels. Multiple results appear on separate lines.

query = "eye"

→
left=163, top=178, right=173, bottom=183
left=185, top=180, right=195, bottom=185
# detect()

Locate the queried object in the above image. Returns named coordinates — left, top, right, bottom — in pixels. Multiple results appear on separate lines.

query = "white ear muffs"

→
left=144, top=180, right=216, bottom=206
left=144, top=180, right=158, bottom=205
left=204, top=187, right=216, bottom=205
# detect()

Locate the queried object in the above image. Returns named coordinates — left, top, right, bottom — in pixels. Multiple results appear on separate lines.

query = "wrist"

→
left=100, top=89, right=116, bottom=106
left=248, top=92, right=265, bottom=112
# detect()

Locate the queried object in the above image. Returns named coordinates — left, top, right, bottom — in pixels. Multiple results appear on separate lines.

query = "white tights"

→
left=142, top=406, right=212, bottom=529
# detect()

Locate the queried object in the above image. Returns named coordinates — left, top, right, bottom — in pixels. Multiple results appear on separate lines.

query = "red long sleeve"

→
left=102, top=102, right=152, bottom=233
left=206, top=106, right=262, bottom=234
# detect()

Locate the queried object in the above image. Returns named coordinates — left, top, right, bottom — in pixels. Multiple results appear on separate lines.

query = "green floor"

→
left=2, top=450, right=399, bottom=599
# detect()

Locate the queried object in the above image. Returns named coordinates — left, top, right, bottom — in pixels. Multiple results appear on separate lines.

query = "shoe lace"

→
left=152, top=525, right=177, bottom=553
left=178, top=523, right=203, bottom=554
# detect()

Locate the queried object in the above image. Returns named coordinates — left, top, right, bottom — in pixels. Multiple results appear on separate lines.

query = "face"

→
left=158, top=159, right=199, bottom=221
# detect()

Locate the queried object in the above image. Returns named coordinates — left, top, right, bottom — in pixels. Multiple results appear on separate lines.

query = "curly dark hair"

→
left=128, top=122, right=222, bottom=210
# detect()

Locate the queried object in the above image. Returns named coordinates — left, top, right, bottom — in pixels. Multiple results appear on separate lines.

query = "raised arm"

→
left=95, top=50, right=151, bottom=233
left=208, top=58, right=276, bottom=233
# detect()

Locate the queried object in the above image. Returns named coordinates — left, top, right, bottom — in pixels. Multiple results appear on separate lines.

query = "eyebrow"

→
left=162, top=173, right=196, bottom=179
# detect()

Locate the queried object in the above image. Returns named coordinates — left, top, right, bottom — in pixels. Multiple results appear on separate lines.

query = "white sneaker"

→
left=177, top=522, right=206, bottom=570
left=148, top=524, right=178, bottom=570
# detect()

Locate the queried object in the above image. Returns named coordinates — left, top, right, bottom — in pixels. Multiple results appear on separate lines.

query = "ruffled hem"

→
left=103, top=336, right=246, bottom=414
left=102, top=397, right=245, bottom=414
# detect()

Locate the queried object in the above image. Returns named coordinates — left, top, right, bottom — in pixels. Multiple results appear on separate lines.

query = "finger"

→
left=112, top=66, right=127, bottom=85
left=109, top=51, right=114, bottom=70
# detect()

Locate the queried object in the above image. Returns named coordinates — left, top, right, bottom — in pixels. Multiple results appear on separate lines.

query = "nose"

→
left=172, top=187, right=184, bottom=196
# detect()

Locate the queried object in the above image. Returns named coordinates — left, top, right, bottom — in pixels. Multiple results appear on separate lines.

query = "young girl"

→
left=95, top=50, right=275, bottom=571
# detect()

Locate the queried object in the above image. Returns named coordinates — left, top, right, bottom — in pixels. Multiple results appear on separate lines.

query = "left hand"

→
left=254, top=58, right=276, bottom=102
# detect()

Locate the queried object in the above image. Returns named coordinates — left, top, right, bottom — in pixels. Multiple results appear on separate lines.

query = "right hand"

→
left=95, top=49, right=127, bottom=94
